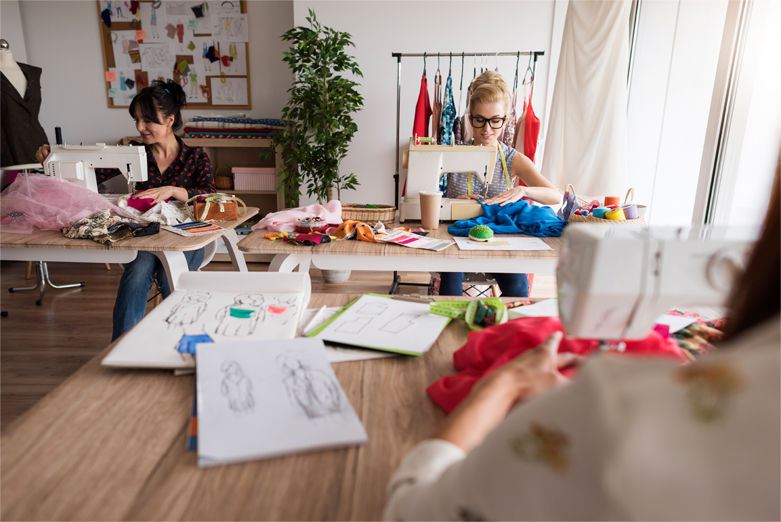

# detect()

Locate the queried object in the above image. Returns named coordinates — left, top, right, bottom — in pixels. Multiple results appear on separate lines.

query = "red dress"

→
left=524, top=86, right=541, bottom=163
left=412, top=73, right=432, bottom=139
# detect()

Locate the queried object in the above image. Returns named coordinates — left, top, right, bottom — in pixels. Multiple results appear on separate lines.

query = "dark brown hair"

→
left=128, top=79, right=187, bottom=132
left=722, top=151, right=780, bottom=340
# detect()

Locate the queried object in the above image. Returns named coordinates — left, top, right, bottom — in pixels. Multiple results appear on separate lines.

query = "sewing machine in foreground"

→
left=43, top=144, right=147, bottom=193
left=400, top=138, right=496, bottom=222
left=557, top=223, right=756, bottom=340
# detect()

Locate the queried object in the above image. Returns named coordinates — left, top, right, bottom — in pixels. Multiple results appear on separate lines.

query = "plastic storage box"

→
left=232, top=167, right=276, bottom=191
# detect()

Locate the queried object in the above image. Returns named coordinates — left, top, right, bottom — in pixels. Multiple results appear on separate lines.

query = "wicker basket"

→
left=341, top=203, right=396, bottom=224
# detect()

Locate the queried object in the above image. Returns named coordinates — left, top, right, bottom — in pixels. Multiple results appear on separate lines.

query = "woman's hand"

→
left=35, top=144, right=51, bottom=164
left=483, top=186, right=527, bottom=206
left=134, top=185, right=187, bottom=203
left=456, top=194, right=482, bottom=200
left=434, top=332, right=580, bottom=452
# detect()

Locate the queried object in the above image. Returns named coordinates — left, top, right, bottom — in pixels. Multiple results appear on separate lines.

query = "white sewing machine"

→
left=557, top=224, right=756, bottom=340
left=43, top=144, right=148, bottom=193
left=399, top=138, right=497, bottom=222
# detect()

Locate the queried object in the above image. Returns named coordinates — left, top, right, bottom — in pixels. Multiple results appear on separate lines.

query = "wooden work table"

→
left=239, top=222, right=562, bottom=275
left=0, top=207, right=259, bottom=290
left=0, top=293, right=467, bottom=521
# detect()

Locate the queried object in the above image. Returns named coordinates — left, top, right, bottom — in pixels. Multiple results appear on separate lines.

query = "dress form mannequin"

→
left=0, top=39, right=27, bottom=95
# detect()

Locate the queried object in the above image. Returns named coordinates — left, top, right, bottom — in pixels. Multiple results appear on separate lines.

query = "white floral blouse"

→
left=383, top=318, right=780, bottom=521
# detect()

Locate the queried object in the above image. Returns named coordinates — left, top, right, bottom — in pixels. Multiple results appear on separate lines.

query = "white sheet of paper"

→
left=653, top=314, right=697, bottom=333
left=299, top=307, right=396, bottom=363
left=210, top=77, right=248, bottom=105
left=102, top=272, right=310, bottom=369
left=196, top=338, right=367, bottom=467
left=310, top=295, right=449, bottom=355
left=453, top=236, right=552, bottom=251
left=510, top=298, right=560, bottom=318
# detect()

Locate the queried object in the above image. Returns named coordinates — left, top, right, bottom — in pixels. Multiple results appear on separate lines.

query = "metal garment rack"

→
left=388, top=50, right=544, bottom=294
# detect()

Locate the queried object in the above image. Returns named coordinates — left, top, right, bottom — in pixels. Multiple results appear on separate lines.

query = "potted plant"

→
left=272, top=9, right=364, bottom=208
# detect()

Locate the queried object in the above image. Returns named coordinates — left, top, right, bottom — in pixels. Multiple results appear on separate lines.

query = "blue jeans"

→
left=439, top=272, right=529, bottom=297
left=112, top=248, right=204, bottom=340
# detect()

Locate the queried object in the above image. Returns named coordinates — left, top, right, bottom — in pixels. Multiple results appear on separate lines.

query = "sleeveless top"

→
left=445, top=141, right=516, bottom=199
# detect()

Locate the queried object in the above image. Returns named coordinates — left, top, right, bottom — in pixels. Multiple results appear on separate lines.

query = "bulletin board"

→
left=96, top=0, right=251, bottom=109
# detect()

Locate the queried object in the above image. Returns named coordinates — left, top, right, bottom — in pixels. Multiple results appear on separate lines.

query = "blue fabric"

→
left=440, top=272, right=529, bottom=297
left=441, top=76, right=456, bottom=145
left=112, top=248, right=205, bottom=341
left=448, top=199, right=566, bottom=238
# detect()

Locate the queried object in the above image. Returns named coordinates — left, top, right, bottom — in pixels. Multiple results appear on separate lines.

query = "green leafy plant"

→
left=273, top=9, right=364, bottom=206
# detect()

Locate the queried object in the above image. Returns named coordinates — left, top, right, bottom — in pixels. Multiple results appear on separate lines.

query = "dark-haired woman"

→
left=37, top=80, right=215, bottom=339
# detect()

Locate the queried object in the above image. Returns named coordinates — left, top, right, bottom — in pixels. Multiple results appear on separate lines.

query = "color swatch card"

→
left=307, top=294, right=450, bottom=356
left=378, top=230, right=454, bottom=251
left=196, top=338, right=367, bottom=467
left=162, top=221, right=224, bottom=236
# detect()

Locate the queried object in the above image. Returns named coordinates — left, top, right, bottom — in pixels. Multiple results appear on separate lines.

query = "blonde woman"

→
left=440, top=71, right=559, bottom=296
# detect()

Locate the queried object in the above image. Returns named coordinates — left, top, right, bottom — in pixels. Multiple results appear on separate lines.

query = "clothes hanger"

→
left=531, top=52, right=538, bottom=82
left=513, top=51, right=520, bottom=92
left=423, top=52, right=427, bottom=78
left=522, top=52, right=534, bottom=85
left=448, top=51, right=452, bottom=78
left=436, top=52, right=440, bottom=76
left=494, top=51, right=499, bottom=72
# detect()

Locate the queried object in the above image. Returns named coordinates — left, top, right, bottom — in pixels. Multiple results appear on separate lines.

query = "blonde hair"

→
left=469, top=70, right=511, bottom=114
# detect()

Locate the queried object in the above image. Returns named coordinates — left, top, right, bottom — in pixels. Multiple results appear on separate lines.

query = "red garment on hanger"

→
left=426, top=316, right=688, bottom=413
left=524, top=86, right=541, bottom=162
left=412, top=73, right=432, bottom=139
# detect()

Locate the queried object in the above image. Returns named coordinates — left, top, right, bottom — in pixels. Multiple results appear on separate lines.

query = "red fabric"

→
left=412, top=73, right=432, bottom=139
left=426, top=316, right=688, bottom=413
left=127, top=194, right=158, bottom=213
left=523, top=89, right=540, bottom=163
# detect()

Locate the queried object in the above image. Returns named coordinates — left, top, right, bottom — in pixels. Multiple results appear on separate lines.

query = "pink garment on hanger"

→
left=501, top=89, right=518, bottom=147
left=412, top=73, right=432, bottom=139
left=0, top=174, right=133, bottom=234
left=514, top=97, right=526, bottom=154
left=432, top=72, right=442, bottom=142
left=252, top=200, right=343, bottom=232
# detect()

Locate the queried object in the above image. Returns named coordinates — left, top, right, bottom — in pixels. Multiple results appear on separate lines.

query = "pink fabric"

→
left=127, top=194, right=159, bottom=213
left=252, top=200, right=343, bottom=232
left=0, top=174, right=133, bottom=234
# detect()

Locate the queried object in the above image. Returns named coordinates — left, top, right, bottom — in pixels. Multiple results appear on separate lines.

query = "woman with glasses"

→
left=439, top=71, right=560, bottom=297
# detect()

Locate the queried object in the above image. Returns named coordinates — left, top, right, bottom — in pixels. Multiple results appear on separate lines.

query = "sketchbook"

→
left=196, top=338, right=367, bottom=467
left=306, top=294, right=450, bottom=356
left=102, top=272, right=311, bottom=369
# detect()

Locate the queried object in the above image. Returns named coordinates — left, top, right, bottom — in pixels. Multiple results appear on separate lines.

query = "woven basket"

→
left=341, top=203, right=396, bottom=224
left=568, top=188, right=646, bottom=224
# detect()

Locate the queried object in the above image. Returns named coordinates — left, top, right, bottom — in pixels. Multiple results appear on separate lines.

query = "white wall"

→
left=294, top=0, right=558, bottom=206
left=15, top=1, right=293, bottom=146
left=1, top=0, right=28, bottom=63
left=627, top=0, right=729, bottom=225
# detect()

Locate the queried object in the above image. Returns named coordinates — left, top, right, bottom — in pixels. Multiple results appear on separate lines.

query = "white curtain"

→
left=542, top=0, right=630, bottom=197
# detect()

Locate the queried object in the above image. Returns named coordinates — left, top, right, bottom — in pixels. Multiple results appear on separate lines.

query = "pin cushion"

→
left=468, top=224, right=494, bottom=242
left=295, top=216, right=329, bottom=233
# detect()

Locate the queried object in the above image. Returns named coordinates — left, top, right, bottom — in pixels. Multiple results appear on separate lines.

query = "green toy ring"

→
left=468, top=224, right=494, bottom=242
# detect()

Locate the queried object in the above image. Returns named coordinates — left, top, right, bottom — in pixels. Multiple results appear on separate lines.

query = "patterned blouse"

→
left=383, top=318, right=780, bottom=521
left=95, top=137, right=215, bottom=198
left=446, top=141, right=516, bottom=199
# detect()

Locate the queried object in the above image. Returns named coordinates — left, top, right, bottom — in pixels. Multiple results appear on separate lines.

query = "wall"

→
left=14, top=1, right=293, bottom=146
left=293, top=1, right=558, bottom=206
left=1, top=0, right=28, bottom=63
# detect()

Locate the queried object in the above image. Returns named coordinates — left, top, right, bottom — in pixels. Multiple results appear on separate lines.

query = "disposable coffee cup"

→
left=419, top=191, right=442, bottom=230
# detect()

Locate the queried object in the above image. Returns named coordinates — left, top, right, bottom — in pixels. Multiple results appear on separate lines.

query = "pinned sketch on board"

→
left=98, top=0, right=250, bottom=108
left=307, top=294, right=450, bottom=356
left=102, top=272, right=311, bottom=369
left=196, top=338, right=367, bottom=467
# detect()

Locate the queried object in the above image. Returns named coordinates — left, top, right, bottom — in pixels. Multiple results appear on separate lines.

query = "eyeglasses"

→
left=469, top=115, right=507, bottom=129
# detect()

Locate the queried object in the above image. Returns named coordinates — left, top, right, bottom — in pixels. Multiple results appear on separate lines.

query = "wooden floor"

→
left=0, top=260, right=555, bottom=431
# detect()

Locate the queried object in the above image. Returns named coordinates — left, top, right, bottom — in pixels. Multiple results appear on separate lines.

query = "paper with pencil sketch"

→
left=299, top=307, right=396, bottom=363
left=306, top=294, right=450, bottom=356
left=196, top=338, right=367, bottom=467
left=453, top=236, right=552, bottom=251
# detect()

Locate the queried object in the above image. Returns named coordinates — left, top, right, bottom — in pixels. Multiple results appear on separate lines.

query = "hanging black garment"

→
left=1, top=63, right=49, bottom=167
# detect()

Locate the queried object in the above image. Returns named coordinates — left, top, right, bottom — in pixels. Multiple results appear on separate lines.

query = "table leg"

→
left=153, top=251, right=190, bottom=292
left=268, top=254, right=311, bottom=273
left=220, top=229, right=248, bottom=272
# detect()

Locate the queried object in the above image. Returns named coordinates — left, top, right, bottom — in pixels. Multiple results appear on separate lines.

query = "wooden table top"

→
left=1, top=207, right=259, bottom=253
left=239, top=222, right=562, bottom=261
left=0, top=293, right=469, bottom=521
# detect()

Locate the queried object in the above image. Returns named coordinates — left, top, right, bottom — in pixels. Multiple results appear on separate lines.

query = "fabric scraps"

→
left=61, top=209, right=155, bottom=245
left=100, top=8, right=112, bottom=27
left=176, top=333, right=214, bottom=355
left=166, top=23, right=177, bottom=39
left=254, top=200, right=343, bottom=233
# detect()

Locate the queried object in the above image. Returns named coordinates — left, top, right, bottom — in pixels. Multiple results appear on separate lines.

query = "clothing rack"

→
left=391, top=50, right=545, bottom=208
left=388, top=50, right=544, bottom=295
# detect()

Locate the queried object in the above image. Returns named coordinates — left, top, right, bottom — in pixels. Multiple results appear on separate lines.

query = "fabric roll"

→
left=541, top=0, right=630, bottom=196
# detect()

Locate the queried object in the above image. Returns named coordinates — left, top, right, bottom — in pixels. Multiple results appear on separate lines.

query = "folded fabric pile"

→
left=448, top=199, right=566, bottom=238
left=62, top=209, right=159, bottom=245
left=183, top=116, right=286, bottom=139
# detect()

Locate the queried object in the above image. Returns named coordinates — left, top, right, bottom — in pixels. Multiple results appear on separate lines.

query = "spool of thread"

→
left=622, top=204, right=639, bottom=219
left=604, top=196, right=620, bottom=206
left=592, top=207, right=609, bottom=218
left=605, top=208, right=626, bottom=221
